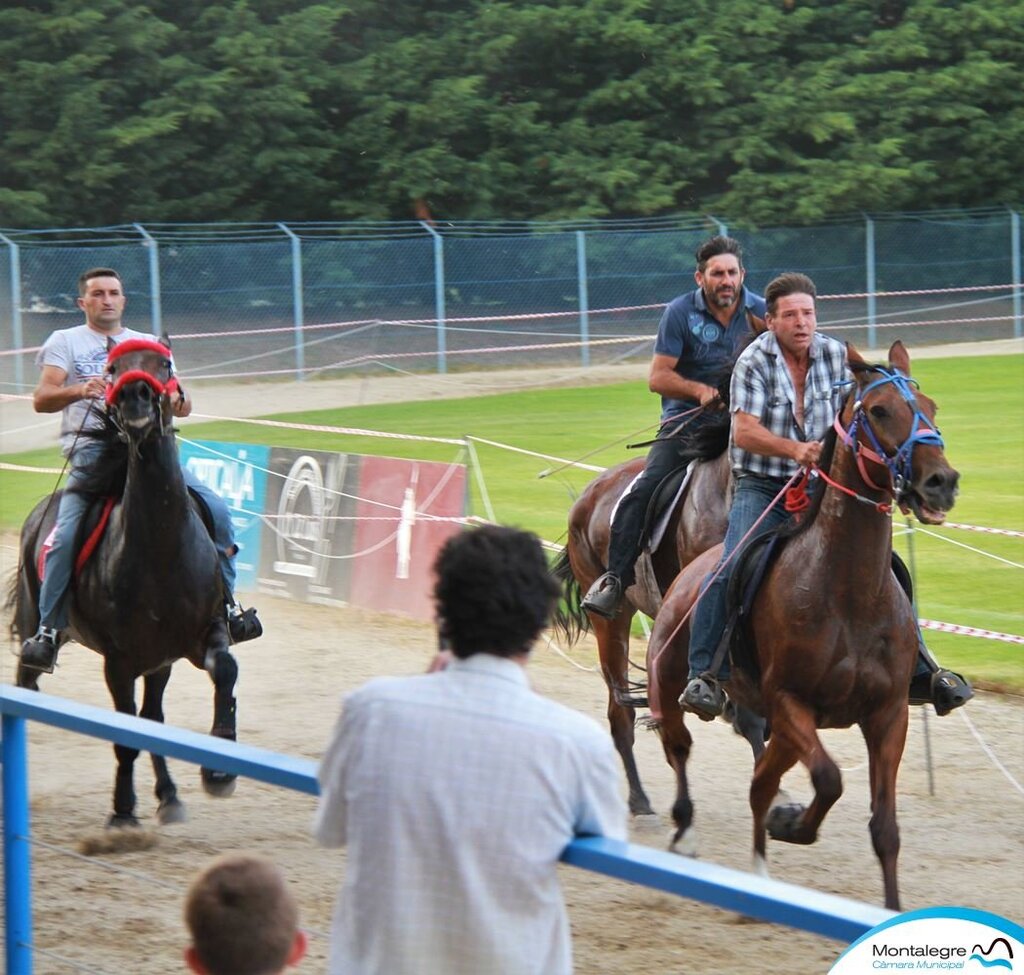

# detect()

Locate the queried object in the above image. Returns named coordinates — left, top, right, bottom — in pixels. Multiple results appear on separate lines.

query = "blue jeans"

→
left=687, top=474, right=793, bottom=680
left=685, top=474, right=934, bottom=681
left=38, top=447, right=236, bottom=630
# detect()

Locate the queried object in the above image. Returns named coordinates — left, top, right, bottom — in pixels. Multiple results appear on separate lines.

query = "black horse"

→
left=7, top=338, right=238, bottom=826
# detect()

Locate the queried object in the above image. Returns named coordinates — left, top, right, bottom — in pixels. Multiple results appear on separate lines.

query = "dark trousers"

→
left=606, top=414, right=713, bottom=586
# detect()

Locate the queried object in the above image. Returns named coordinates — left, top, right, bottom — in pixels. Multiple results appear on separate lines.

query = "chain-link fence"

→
left=1, top=208, right=1020, bottom=393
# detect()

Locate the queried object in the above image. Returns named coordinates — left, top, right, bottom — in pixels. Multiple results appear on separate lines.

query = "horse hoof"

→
left=157, top=798, right=187, bottom=825
left=629, top=799, right=656, bottom=817
left=766, top=802, right=810, bottom=843
left=201, top=767, right=237, bottom=798
left=669, top=826, right=699, bottom=858
left=106, top=813, right=141, bottom=830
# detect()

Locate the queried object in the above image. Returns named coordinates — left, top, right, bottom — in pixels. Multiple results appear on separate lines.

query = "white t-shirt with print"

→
left=35, top=324, right=150, bottom=455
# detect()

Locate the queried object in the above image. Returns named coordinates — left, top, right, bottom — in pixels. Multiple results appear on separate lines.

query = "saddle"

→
left=37, top=486, right=216, bottom=582
left=609, top=463, right=695, bottom=556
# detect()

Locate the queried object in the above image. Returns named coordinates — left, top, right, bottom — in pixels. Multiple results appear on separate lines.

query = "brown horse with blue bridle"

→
left=646, top=341, right=958, bottom=909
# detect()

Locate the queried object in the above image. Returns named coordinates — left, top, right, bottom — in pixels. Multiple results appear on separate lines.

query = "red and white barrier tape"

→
left=920, top=620, right=1023, bottom=645
left=944, top=522, right=1024, bottom=538
left=819, top=283, right=1019, bottom=300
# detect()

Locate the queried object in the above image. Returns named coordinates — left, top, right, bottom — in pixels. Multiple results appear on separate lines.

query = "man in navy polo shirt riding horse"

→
left=582, top=235, right=766, bottom=619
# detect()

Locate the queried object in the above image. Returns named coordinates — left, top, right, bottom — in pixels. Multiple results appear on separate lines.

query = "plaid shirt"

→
left=729, top=331, right=848, bottom=478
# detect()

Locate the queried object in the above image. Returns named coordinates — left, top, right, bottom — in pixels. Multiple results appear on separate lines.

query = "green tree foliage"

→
left=0, top=0, right=1020, bottom=226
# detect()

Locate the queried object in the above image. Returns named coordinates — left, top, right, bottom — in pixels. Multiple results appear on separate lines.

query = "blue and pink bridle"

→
left=833, top=366, right=944, bottom=502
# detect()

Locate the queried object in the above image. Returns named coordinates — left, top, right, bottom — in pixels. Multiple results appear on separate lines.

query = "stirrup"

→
left=228, top=605, right=263, bottom=644
left=932, top=670, right=973, bottom=715
left=21, top=627, right=61, bottom=674
left=910, top=669, right=973, bottom=716
left=680, top=674, right=726, bottom=721
left=581, top=572, right=623, bottom=620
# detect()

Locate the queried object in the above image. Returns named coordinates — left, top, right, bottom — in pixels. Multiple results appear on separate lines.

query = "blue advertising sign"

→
left=178, top=440, right=270, bottom=593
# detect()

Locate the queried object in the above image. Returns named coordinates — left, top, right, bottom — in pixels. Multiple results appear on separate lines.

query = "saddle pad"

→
left=608, top=460, right=697, bottom=555
left=37, top=524, right=59, bottom=581
left=36, top=497, right=116, bottom=582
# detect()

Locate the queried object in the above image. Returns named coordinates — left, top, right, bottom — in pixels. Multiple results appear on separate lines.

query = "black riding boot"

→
left=227, top=601, right=263, bottom=644
left=21, top=626, right=61, bottom=673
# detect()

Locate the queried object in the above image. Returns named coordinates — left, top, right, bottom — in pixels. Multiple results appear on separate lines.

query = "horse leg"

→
left=104, top=663, right=142, bottom=828
left=861, top=708, right=909, bottom=911
left=651, top=688, right=695, bottom=853
left=202, top=641, right=239, bottom=798
left=647, top=609, right=696, bottom=851
left=593, top=611, right=654, bottom=816
left=753, top=692, right=839, bottom=876
left=750, top=695, right=843, bottom=873
left=726, top=703, right=767, bottom=761
left=140, top=666, right=186, bottom=825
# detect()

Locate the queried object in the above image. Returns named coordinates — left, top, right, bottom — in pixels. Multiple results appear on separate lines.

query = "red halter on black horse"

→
left=646, top=341, right=958, bottom=909
left=8, top=338, right=239, bottom=826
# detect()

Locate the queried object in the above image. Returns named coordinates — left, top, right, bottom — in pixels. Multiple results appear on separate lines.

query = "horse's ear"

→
left=888, top=340, right=910, bottom=375
left=160, top=332, right=172, bottom=349
left=846, top=341, right=865, bottom=368
left=106, top=336, right=115, bottom=353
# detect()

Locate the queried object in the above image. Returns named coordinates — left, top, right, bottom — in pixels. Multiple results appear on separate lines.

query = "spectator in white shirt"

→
left=313, top=525, right=627, bottom=975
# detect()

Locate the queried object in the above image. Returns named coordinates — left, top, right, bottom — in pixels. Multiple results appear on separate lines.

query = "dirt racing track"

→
left=3, top=591, right=1022, bottom=975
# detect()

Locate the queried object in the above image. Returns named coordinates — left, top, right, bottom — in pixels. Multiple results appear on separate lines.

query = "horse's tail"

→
left=6, top=500, right=47, bottom=646
left=550, top=545, right=590, bottom=646
left=4, top=565, right=20, bottom=643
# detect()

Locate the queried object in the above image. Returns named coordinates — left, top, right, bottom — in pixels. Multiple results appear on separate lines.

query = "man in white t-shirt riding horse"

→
left=19, top=267, right=261, bottom=673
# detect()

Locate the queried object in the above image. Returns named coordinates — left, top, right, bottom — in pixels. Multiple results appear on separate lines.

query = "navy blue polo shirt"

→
left=653, top=285, right=766, bottom=423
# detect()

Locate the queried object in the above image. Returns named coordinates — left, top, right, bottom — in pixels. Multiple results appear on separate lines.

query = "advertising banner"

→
left=347, top=454, right=467, bottom=620
left=179, top=439, right=270, bottom=593
left=255, top=447, right=360, bottom=606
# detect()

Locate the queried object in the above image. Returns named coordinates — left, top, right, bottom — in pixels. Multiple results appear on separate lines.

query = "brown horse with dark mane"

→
left=552, top=411, right=752, bottom=815
left=7, top=338, right=239, bottom=826
left=646, top=341, right=958, bottom=909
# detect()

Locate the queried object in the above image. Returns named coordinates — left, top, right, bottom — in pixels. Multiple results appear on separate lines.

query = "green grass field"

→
left=3, top=353, right=1022, bottom=691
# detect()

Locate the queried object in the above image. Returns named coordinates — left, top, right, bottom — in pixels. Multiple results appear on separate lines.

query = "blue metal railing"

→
left=0, top=684, right=893, bottom=974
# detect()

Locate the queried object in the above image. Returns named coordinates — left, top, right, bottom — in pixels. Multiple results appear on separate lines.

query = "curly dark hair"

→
left=695, top=235, right=743, bottom=272
left=434, top=525, right=559, bottom=659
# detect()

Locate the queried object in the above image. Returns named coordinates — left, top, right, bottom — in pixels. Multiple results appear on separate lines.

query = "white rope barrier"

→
left=187, top=413, right=465, bottom=445
left=909, top=525, right=1024, bottom=569
left=957, top=710, right=1024, bottom=797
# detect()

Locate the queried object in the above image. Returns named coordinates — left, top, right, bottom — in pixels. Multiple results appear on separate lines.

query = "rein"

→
left=787, top=465, right=893, bottom=516
left=830, top=366, right=943, bottom=505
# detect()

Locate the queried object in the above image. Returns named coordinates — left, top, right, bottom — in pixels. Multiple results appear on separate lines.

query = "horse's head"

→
left=843, top=341, right=959, bottom=524
left=104, top=338, right=179, bottom=441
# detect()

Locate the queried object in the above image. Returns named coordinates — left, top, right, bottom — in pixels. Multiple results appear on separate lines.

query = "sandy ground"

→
left=2, top=337, right=1023, bottom=973
left=2, top=593, right=1023, bottom=975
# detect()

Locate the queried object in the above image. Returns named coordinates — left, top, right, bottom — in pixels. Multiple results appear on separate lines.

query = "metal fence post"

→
left=576, top=230, right=590, bottom=367
left=420, top=222, right=446, bottom=374
left=133, top=223, right=162, bottom=337
left=865, top=215, right=877, bottom=350
left=708, top=215, right=728, bottom=236
left=1011, top=209, right=1021, bottom=339
left=0, top=232, right=23, bottom=390
left=278, top=223, right=306, bottom=380
left=2, top=712, right=33, bottom=975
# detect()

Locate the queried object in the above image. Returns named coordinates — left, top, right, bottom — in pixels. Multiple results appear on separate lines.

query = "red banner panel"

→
left=348, top=455, right=466, bottom=620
